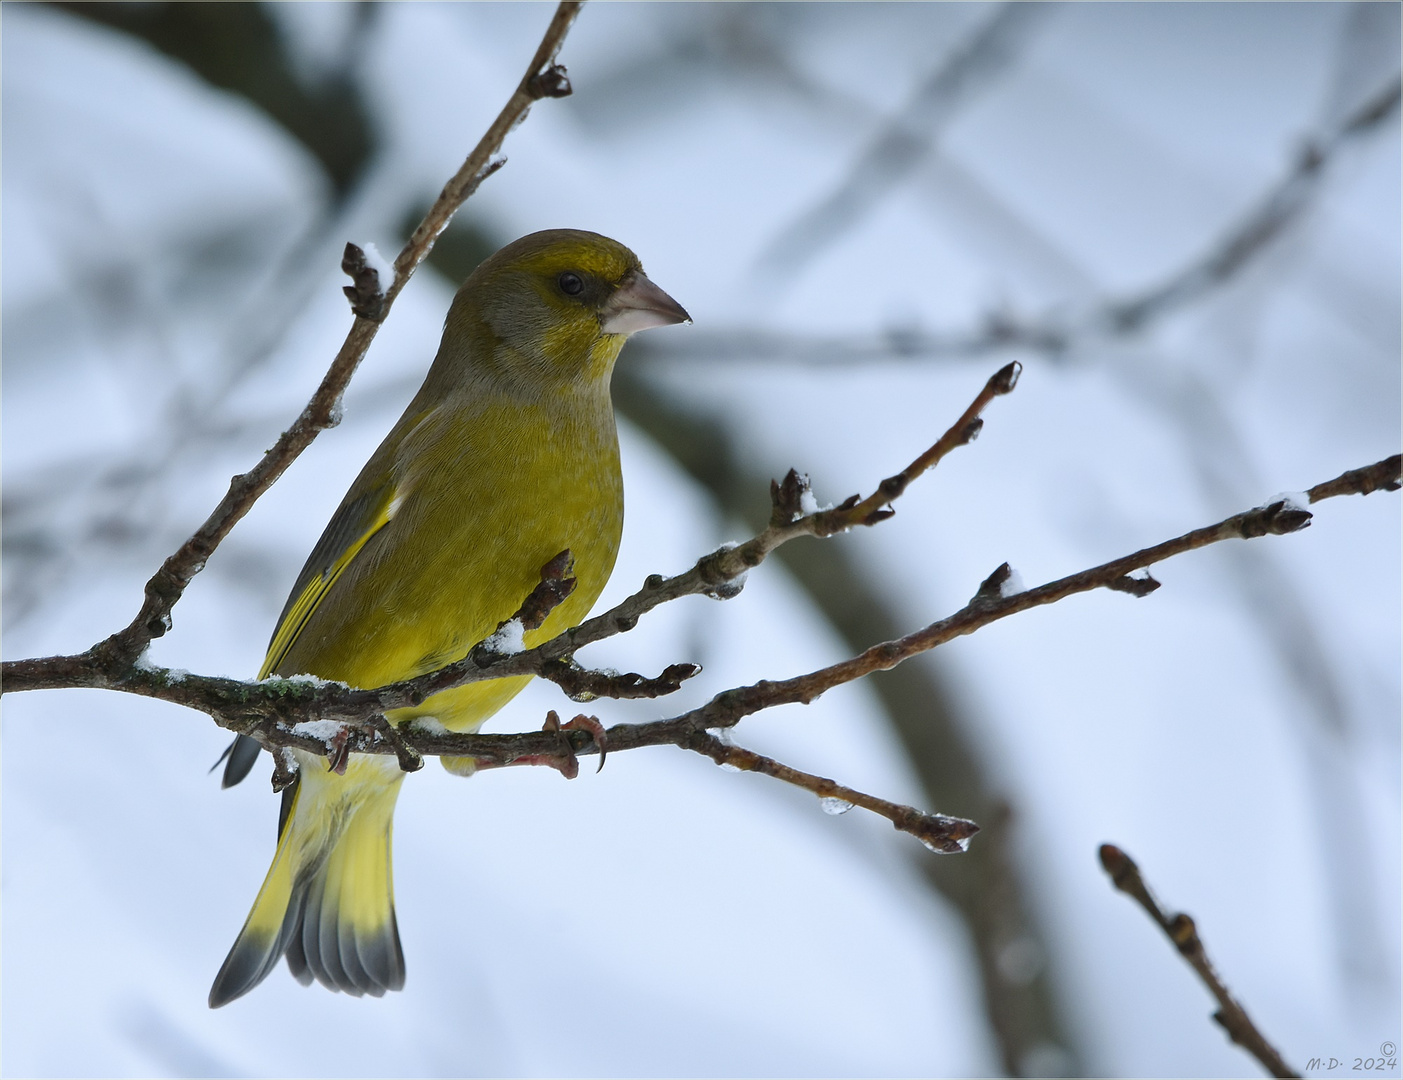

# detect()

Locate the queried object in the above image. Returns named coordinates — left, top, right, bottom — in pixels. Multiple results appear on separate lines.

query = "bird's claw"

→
left=560, top=712, right=607, bottom=773
left=561, top=712, right=606, bottom=768
left=525, top=710, right=606, bottom=778
left=324, top=726, right=351, bottom=775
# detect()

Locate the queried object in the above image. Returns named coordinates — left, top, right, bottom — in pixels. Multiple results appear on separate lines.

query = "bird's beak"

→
left=600, top=271, right=691, bottom=336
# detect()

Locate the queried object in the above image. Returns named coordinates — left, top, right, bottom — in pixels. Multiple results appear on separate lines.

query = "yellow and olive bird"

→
left=208, top=229, right=689, bottom=1008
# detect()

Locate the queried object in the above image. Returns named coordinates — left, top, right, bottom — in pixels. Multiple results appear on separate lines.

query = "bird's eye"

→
left=557, top=272, right=584, bottom=296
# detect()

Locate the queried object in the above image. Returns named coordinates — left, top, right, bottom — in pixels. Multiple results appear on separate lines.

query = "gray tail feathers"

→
left=208, top=851, right=406, bottom=1008
left=284, top=878, right=406, bottom=996
left=208, top=775, right=406, bottom=1008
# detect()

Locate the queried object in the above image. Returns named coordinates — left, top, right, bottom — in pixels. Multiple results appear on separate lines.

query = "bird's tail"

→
left=208, top=756, right=407, bottom=1008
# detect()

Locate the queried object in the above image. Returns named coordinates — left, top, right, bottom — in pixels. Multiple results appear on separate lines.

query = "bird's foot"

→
left=509, top=710, right=607, bottom=779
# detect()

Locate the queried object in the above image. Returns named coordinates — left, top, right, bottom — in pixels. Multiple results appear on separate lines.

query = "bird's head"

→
left=442, top=229, right=690, bottom=392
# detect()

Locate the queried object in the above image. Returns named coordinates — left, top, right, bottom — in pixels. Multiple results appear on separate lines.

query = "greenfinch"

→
left=208, top=229, right=689, bottom=1008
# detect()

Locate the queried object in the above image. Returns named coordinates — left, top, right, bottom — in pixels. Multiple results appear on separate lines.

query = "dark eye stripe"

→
left=558, top=271, right=584, bottom=296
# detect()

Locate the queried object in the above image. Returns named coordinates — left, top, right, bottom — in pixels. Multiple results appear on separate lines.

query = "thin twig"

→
left=1306, top=454, right=1402, bottom=502
left=82, top=2, right=584, bottom=675
left=685, top=730, right=978, bottom=853
left=1106, top=77, right=1402, bottom=335
left=537, top=360, right=1023, bottom=654
left=1098, top=844, right=1300, bottom=1079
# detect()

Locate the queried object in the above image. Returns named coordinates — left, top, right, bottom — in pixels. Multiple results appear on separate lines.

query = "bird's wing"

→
left=220, top=480, right=398, bottom=789
left=259, top=481, right=398, bottom=679
left=220, top=399, right=443, bottom=790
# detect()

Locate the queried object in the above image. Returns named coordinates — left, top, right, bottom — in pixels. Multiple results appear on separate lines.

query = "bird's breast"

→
left=286, top=394, right=624, bottom=713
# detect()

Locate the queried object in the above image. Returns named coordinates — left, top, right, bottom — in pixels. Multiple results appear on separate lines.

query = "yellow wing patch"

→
left=259, top=491, right=396, bottom=679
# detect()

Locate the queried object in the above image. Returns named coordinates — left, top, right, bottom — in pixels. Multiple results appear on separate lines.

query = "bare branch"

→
left=1307, top=454, right=1402, bottom=502
left=685, top=729, right=979, bottom=854
left=82, top=2, right=584, bottom=675
left=383, top=453, right=1397, bottom=781
left=540, top=660, right=703, bottom=702
left=545, top=360, right=1024, bottom=648
left=1099, top=844, right=1300, bottom=1079
left=473, top=548, right=580, bottom=651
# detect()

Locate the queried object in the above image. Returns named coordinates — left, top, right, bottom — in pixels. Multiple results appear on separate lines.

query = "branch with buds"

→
left=4, top=336, right=1395, bottom=852
left=1099, top=844, right=1300, bottom=1079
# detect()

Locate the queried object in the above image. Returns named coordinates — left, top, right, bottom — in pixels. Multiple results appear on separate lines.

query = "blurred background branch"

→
left=752, top=2, right=1052, bottom=285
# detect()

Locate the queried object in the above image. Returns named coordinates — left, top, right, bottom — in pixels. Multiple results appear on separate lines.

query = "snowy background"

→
left=3, top=3, right=1399, bottom=1077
